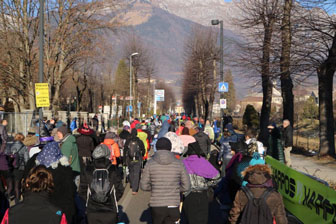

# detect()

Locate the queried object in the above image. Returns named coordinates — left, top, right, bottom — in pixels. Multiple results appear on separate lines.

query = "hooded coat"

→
left=60, top=134, right=80, bottom=173
left=229, top=165, right=287, bottom=224
left=123, top=129, right=145, bottom=165
left=2, top=192, right=67, bottom=224
left=140, top=150, right=190, bottom=207
left=23, top=141, right=76, bottom=224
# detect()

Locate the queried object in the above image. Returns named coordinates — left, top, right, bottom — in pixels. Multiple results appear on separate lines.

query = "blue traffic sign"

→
left=218, top=82, right=229, bottom=92
left=126, top=105, right=133, bottom=112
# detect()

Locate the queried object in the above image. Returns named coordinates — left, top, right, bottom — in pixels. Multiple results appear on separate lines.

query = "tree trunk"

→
left=317, top=32, right=336, bottom=157
left=259, top=26, right=274, bottom=144
left=209, top=58, right=217, bottom=121
left=280, top=0, right=294, bottom=126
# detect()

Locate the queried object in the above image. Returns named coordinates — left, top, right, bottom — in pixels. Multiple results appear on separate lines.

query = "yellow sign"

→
left=35, top=83, right=50, bottom=108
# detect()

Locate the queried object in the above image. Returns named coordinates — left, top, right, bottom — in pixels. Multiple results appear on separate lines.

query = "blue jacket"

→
left=70, top=119, right=77, bottom=132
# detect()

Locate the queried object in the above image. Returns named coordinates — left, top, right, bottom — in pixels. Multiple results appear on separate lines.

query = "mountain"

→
left=107, top=0, right=245, bottom=97
left=150, top=0, right=241, bottom=30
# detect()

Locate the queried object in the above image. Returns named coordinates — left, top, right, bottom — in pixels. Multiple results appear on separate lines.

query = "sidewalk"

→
left=291, top=153, right=336, bottom=187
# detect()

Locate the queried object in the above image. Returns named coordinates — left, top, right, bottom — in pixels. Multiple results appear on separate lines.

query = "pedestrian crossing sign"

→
left=218, top=82, right=229, bottom=92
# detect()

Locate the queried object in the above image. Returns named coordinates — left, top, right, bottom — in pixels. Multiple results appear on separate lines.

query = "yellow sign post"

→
left=35, top=83, right=50, bottom=108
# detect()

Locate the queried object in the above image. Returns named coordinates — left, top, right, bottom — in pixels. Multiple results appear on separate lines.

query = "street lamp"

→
left=211, top=19, right=224, bottom=132
left=129, top=52, right=139, bottom=121
left=66, top=97, right=71, bottom=129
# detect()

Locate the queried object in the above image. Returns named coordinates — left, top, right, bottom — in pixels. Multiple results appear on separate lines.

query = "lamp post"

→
left=66, top=97, right=71, bottom=129
left=38, top=0, right=45, bottom=139
left=129, top=52, right=139, bottom=121
left=211, top=19, right=224, bottom=132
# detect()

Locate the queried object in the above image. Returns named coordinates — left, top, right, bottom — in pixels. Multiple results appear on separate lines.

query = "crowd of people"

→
left=0, top=114, right=292, bottom=224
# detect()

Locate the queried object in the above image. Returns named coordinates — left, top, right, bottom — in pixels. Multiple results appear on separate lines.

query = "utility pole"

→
left=39, top=0, right=45, bottom=137
left=211, top=19, right=224, bottom=132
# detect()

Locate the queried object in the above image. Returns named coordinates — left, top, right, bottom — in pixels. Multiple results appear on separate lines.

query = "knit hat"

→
left=78, top=123, right=94, bottom=135
left=135, top=123, right=142, bottom=130
left=156, top=137, right=172, bottom=151
left=57, top=126, right=69, bottom=137
left=36, top=141, right=63, bottom=168
left=249, top=152, right=265, bottom=166
left=92, top=144, right=110, bottom=159
left=122, top=121, right=130, bottom=127
left=105, top=132, right=117, bottom=140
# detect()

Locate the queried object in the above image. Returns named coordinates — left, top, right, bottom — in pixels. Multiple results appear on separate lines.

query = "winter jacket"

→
left=70, top=119, right=77, bottom=132
left=102, top=139, right=120, bottom=165
left=268, top=129, right=285, bottom=163
left=85, top=159, right=124, bottom=224
left=76, top=134, right=95, bottom=158
left=282, top=125, right=293, bottom=147
left=0, top=124, right=8, bottom=153
left=10, top=141, right=29, bottom=170
left=140, top=150, right=191, bottom=207
left=179, top=135, right=196, bottom=148
left=157, top=120, right=170, bottom=139
left=193, top=131, right=211, bottom=156
left=229, top=165, right=287, bottom=224
left=123, top=135, right=145, bottom=166
left=204, top=125, right=215, bottom=142
left=60, top=134, right=80, bottom=173
left=137, top=130, right=149, bottom=159
left=23, top=155, right=76, bottom=224
left=164, top=132, right=184, bottom=154
left=1, top=192, right=67, bottom=224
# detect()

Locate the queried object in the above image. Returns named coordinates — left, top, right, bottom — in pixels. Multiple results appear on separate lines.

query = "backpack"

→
left=12, top=145, right=26, bottom=170
left=246, top=139, right=258, bottom=157
left=128, top=139, right=140, bottom=161
left=239, top=186, right=274, bottom=224
left=150, top=124, right=156, bottom=136
left=87, top=168, right=114, bottom=204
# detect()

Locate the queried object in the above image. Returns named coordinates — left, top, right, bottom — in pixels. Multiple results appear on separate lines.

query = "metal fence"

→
left=0, top=111, right=37, bottom=137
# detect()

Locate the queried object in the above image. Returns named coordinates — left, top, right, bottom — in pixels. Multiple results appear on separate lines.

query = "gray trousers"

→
left=284, top=146, right=292, bottom=167
left=128, top=161, right=142, bottom=192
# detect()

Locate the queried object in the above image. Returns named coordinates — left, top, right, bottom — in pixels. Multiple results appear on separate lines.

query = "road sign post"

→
left=220, top=99, right=227, bottom=109
left=35, top=83, right=50, bottom=108
left=218, top=82, right=229, bottom=93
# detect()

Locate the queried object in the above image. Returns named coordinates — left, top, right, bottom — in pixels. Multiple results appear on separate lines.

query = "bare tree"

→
left=233, top=0, right=281, bottom=143
left=182, top=26, right=219, bottom=120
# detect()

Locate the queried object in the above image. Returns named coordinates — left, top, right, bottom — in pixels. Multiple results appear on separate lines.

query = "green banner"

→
left=265, top=156, right=336, bottom=224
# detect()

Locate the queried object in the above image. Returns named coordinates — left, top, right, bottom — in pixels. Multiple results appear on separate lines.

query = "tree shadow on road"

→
left=140, top=207, right=152, bottom=224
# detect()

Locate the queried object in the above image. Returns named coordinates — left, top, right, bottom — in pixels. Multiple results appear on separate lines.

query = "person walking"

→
left=140, top=137, right=190, bottom=224
left=1, top=165, right=67, bottom=224
left=229, top=164, right=288, bottom=224
left=204, top=120, right=215, bottom=143
left=182, top=142, right=220, bottom=224
left=281, top=119, right=293, bottom=167
left=101, top=132, right=121, bottom=166
left=267, top=124, right=285, bottom=163
left=9, top=133, right=29, bottom=204
left=193, top=127, right=212, bottom=158
left=30, top=140, right=76, bottom=224
left=0, top=119, right=12, bottom=200
left=85, top=144, right=124, bottom=224
left=57, top=126, right=81, bottom=177
left=124, top=129, right=145, bottom=195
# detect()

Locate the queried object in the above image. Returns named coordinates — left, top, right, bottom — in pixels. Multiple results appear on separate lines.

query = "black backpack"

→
left=128, top=139, right=140, bottom=161
left=239, top=186, right=274, bottom=224
left=87, top=168, right=114, bottom=204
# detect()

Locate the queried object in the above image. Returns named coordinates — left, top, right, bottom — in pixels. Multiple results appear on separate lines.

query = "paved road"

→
left=118, top=184, right=152, bottom=224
